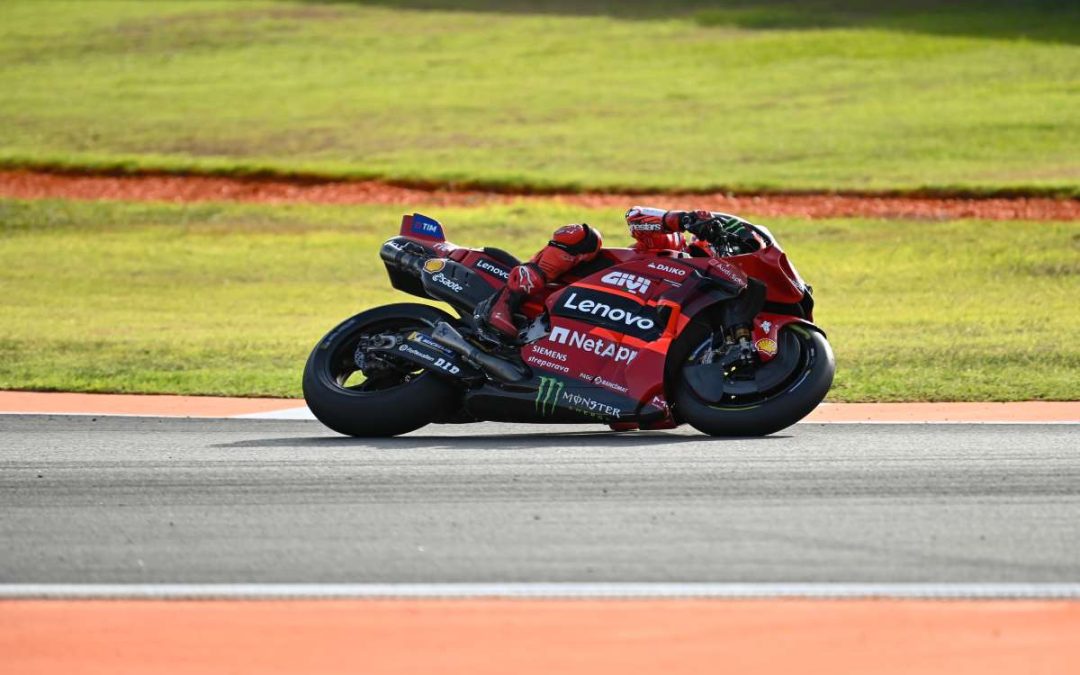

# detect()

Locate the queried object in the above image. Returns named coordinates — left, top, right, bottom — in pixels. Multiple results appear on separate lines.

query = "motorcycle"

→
left=302, top=211, right=834, bottom=437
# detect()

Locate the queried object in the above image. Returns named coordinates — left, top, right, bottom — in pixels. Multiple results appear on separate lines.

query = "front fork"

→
left=700, top=324, right=757, bottom=376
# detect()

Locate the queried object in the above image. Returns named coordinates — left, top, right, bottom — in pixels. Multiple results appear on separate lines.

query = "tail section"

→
left=400, top=213, right=446, bottom=242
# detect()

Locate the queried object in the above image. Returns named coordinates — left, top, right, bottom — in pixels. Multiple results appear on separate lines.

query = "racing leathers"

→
left=480, top=223, right=603, bottom=339
left=478, top=207, right=749, bottom=340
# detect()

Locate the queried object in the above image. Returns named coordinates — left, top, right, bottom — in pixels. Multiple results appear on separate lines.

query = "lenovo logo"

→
left=475, top=259, right=510, bottom=280
left=560, top=292, right=655, bottom=331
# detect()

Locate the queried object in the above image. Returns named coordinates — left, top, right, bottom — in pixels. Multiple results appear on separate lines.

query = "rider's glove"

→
left=664, top=210, right=713, bottom=233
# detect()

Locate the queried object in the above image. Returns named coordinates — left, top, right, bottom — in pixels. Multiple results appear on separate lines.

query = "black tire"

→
left=672, top=325, right=835, bottom=437
left=302, top=303, right=461, bottom=437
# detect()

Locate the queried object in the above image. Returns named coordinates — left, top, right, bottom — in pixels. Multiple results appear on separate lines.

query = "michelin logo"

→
left=549, top=326, right=638, bottom=364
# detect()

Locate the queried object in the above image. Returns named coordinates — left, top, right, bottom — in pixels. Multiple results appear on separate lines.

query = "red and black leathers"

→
left=484, top=223, right=603, bottom=338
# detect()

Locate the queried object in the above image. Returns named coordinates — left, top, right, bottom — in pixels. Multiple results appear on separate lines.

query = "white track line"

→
left=2, top=583, right=1080, bottom=600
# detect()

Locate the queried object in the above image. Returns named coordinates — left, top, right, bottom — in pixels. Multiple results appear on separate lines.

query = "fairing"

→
left=379, top=213, right=818, bottom=426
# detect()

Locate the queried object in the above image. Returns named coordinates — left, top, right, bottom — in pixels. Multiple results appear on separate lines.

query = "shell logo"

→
left=755, top=338, right=778, bottom=356
left=423, top=258, right=446, bottom=273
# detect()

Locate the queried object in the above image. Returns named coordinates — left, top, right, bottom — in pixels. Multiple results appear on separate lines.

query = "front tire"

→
left=302, top=303, right=461, bottom=437
left=673, top=325, right=835, bottom=436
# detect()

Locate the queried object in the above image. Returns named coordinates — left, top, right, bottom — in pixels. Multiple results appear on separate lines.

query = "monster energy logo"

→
left=535, top=376, right=564, bottom=415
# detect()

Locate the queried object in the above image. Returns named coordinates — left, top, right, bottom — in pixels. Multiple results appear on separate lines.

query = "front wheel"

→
left=302, top=303, right=461, bottom=437
left=672, top=325, right=835, bottom=436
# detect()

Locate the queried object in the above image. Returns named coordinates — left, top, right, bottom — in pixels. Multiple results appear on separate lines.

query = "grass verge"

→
left=0, top=0, right=1077, bottom=195
left=1, top=198, right=1077, bottom=401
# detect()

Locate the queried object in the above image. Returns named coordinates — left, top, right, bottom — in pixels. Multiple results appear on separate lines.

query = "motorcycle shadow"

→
left=215, top=429, right=789, bottom=450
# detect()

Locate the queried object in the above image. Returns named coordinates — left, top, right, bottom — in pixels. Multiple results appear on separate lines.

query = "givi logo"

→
left=600, top=271, right=651, bottom=295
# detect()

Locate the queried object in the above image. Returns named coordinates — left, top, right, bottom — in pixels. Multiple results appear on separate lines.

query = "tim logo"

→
left=601, top=271, right=651, bottom=295
left=535, top=376, right=564, bottom=415
left=409, top=213, right=445, bottom=239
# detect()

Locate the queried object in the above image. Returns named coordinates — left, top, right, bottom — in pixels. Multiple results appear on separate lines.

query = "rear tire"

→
left=673, top=325, right=834, bottom=437
left=302, top=303, right=461, bottom=437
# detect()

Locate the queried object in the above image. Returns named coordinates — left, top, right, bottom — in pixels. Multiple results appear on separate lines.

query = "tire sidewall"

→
left=302, top=303, right=461, bottom=437
left=673, top=326, right=835, bottom=437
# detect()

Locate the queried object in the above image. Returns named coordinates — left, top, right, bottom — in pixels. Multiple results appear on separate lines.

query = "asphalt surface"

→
left=1, top=415, right=1077, bottom=584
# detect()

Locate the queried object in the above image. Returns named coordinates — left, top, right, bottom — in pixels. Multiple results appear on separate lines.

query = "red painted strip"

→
left=1, top=600, right=1077, bottom=675
left=1, top=391, right=1077, bottom=422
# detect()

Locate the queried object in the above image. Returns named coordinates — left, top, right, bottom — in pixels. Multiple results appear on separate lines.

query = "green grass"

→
left=0, top=1, right=1077, bottom=194
left=1, top=197, right=1077, bottom=401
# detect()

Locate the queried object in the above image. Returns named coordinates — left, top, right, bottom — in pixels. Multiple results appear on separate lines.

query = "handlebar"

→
left=684, top=216, right=763, bottom=253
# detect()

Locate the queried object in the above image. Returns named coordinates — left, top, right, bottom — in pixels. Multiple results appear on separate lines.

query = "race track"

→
left=2, top=415, right=1077, bottom=586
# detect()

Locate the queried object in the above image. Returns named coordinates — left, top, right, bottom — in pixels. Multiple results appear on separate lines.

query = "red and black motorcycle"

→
left=303, top=211, right=834, bottom=436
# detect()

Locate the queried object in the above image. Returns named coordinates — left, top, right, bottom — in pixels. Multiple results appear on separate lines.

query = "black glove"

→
left=683, top=217, right=723, bottom=242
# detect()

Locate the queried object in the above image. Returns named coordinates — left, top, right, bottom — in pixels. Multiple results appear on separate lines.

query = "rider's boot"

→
left=481, top=263, right=544, bottom=340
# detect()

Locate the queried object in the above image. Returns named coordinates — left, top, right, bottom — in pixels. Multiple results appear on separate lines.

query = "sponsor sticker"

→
left=562, top=391, right=621, bottom=419
left=410, top=213, right=445, bottom=239
left=526, top=355, right=570, bottom=374
left=431, top=272, right=463, bottom=293
left=475, top=258, right=510, bottom=280
left=423, top=258, right=446, bottom=273
left=647, top=262, right=688, bottom=277
left=532, top=345, right=567, bottom=362
left=397, top=344, right=434, bottom=362
left=755, top=338, right=778, bottom=356
left=600, top=271, right=652, bottom=295
left=553, top=289, right=659, bottom=340
left=591, top=374, right=629, bottom=394
left=708, top=258, right=745, bottom=284
left=548, top=326, right=638, bottom=364
left=407, top=331, right=451, bottom=355
left=535, top=376, right=565, bottom=415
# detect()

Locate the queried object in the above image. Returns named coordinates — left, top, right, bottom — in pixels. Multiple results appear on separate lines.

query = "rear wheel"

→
left=302, top=304, right=461, bottom=437
left=672, top=323, right=834, bottom=436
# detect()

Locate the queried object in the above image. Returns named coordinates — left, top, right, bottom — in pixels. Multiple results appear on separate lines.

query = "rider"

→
left=480, top=206, right=731, bottom=339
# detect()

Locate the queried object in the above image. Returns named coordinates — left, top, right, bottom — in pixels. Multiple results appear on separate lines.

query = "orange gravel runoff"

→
left=1, top=169, right=1078, bottom=220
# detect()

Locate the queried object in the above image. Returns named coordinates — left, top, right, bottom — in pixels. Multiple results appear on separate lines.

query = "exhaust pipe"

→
left=431, top=322, right=529, bottom=383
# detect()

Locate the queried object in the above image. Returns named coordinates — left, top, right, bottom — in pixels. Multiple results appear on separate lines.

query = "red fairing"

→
left=446, top=249, right=512, bottom=288
left=729, top=244, right=806, bottom=305
left=751, top=312, right=814, bottom=362
left=380, top=211, right=818, bottom=427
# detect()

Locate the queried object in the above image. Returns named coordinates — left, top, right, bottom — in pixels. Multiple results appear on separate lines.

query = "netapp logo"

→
left=549, top=327, right=638, bottom=364
left=600, top=271, right=651, bottom=295
left=475, top=259, right=510, bottom=280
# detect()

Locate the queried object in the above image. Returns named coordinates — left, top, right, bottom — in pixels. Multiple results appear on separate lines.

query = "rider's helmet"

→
left=625, top=206, right=685, bottom=252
